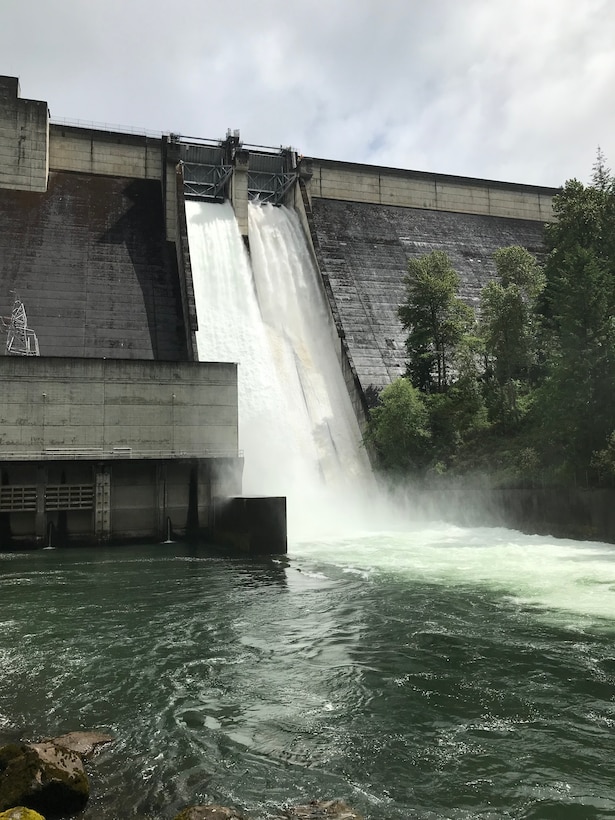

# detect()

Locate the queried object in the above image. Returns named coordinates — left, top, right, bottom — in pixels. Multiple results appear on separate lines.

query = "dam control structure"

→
left=0, top=75, right=558, bottom=549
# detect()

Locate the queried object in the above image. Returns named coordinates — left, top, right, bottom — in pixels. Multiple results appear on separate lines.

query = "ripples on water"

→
left=1, top=529, right=615, bottom=819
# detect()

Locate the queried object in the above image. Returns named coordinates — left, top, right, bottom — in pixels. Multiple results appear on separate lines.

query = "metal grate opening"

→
left=45, top=485, right=94, bottom=511
left=0, top=486, right=37, bottom=512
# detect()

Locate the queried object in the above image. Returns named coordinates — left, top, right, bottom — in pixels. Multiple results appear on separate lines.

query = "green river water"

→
left=2, top=523, right=615, bottom=819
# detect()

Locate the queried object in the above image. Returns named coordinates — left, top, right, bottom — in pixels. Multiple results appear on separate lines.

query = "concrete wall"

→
left=306, top=158, right=558, bottom=221
left=174, top=164, right=199, bottom=359
left=0, top=357, right=238, bottom=460
left=308, top=197, right=547, bottom=394
left=0, top=79, right=191, bottom=358
left=164, top=141, right=182, bottom=243
left=230, top=148, right=250, bottom=238
left=0, top=76, right=49, bottom=193
left=417, top=486, right=615, bottom=546
left=0, top=456, right=243, bottom=547
left=292, top=177, right=370, bottom=425
left=291, top=156, right=558, bottom=414
left=49, top=125, right=181, bottom=244
left=0, top=172, right=188, bottom=361
left=49, top=125, right=162, bottom=180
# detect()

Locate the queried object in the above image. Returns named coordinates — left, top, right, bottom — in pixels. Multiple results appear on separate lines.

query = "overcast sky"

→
left=2, top=0, right=613, bottom=187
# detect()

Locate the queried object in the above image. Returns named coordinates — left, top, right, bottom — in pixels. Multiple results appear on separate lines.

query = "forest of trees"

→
left=365, top=154, right=615, bottom=488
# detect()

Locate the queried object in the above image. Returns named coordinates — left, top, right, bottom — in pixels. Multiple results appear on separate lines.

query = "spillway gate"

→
left=180, top=133, right=297, bottom=205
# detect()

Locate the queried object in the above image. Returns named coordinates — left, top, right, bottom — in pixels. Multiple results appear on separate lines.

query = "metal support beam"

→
left=247, top=171, right=297, bottom=204
left=182, top=162, right=233, bottom=201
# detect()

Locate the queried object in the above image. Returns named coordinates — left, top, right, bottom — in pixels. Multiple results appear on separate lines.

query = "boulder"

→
left=0, top=742, right=89, bottom=816
left=281, top=800, right=364, bottom=819
left=173, top=807, right=248, bottom=820
left=0, top=809, right=46, bottom=820
left=45, top=731, right=114, bottom=760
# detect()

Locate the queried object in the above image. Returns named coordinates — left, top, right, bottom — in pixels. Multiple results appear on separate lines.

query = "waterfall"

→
left=186, top=199, right=373, bottom=538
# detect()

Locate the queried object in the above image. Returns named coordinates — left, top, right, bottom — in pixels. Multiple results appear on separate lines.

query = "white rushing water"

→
left=185, top=198, right=615, bottom=628
left=294, top=523, right=615, bottom=627
left=186, top=200, right=373, bottom=538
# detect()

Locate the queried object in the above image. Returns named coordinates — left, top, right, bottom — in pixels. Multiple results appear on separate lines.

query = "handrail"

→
left=51, top=117, right=166, bottom=139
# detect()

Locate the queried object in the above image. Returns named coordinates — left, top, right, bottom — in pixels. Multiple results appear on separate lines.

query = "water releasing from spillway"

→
left=186, top=200, right=373, bottom=537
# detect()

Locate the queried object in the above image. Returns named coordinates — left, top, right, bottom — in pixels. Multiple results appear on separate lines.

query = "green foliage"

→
left=481, top=281, right=528, bottom=381
left=364, top=378, right=431, bottom=473
left=398, top=251, right=474, bottom=393
left=591, top=431, right=615, bottom=484
left=493, top=245, right=545, bottom=296
left=425, top=373, right=488, bottom=456
left=536, top=158, right=615, bottom=473
left=592, top=146, right=611, bottom=192
left=480, top=246, right=544, bottom=424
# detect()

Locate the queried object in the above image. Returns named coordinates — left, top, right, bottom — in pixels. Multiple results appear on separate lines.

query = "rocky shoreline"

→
left=0, top=732, right=364, bottom=820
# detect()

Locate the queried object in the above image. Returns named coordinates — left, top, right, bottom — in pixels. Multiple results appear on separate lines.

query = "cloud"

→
left=2, top=0, right=614, bottom=186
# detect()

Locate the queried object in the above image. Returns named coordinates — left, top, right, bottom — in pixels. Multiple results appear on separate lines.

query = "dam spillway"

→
left=0, top=73, right=561, bottom=546
left=186, top=199, right=372, bottom=536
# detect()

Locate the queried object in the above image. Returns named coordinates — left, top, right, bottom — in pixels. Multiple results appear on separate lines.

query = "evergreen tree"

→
left=398, top=251, right=474, bottom=393
left=480, top=246, right=544, bottom=422
left=592, top=146, right=611, bottom=191
left=537, top=153, right=615, bottom=475
left=364, top=378, right=431, bottom=473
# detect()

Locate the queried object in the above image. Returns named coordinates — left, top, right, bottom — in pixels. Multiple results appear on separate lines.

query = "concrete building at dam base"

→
left=0, top=75, right=558, bottom=550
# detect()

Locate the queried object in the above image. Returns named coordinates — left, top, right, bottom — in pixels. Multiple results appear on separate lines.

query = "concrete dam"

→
left=0, top=75, right=558, bottom=548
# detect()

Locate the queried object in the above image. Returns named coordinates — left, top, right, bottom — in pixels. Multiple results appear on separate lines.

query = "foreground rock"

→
left=281, top=800, right=364, bottom=819
left=45, top=731, right=114, bottom=760
left=0, top=742, right=89, bottom=816
left=173, top=807, right=247, bottom=820
left=0, top=809, right=46, bottom=820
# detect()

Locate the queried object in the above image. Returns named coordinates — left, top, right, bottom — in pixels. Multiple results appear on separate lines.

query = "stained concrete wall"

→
left=0, top=358, right=241, bottom=546
left=0, top=456, right=242, bottom=547
left=0, top=76, right=49, bottom=193
left=230, top=148, right=250, bottom=237
left=309, top=198, right=547, bottom=392
left=49, top=125, right=181, bottom=244
left=0, top=358, right=238, bottom=459
left=0, top=172, right=188, bottom=360
left=174, top=164, right=199, bottom=359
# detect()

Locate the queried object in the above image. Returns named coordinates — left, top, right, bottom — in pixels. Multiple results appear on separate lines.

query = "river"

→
left=2, top=523, right=615, bottom=819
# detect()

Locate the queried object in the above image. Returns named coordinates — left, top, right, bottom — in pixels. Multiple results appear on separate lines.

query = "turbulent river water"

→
left=2, top=527, right=615, bottom=819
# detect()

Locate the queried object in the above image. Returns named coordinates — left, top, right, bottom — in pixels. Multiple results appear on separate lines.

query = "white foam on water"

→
left=294, top=523, right=615, bottom=626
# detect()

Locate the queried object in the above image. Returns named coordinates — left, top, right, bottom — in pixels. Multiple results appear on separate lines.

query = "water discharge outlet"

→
left=186, top=200, right=374, bottom=541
